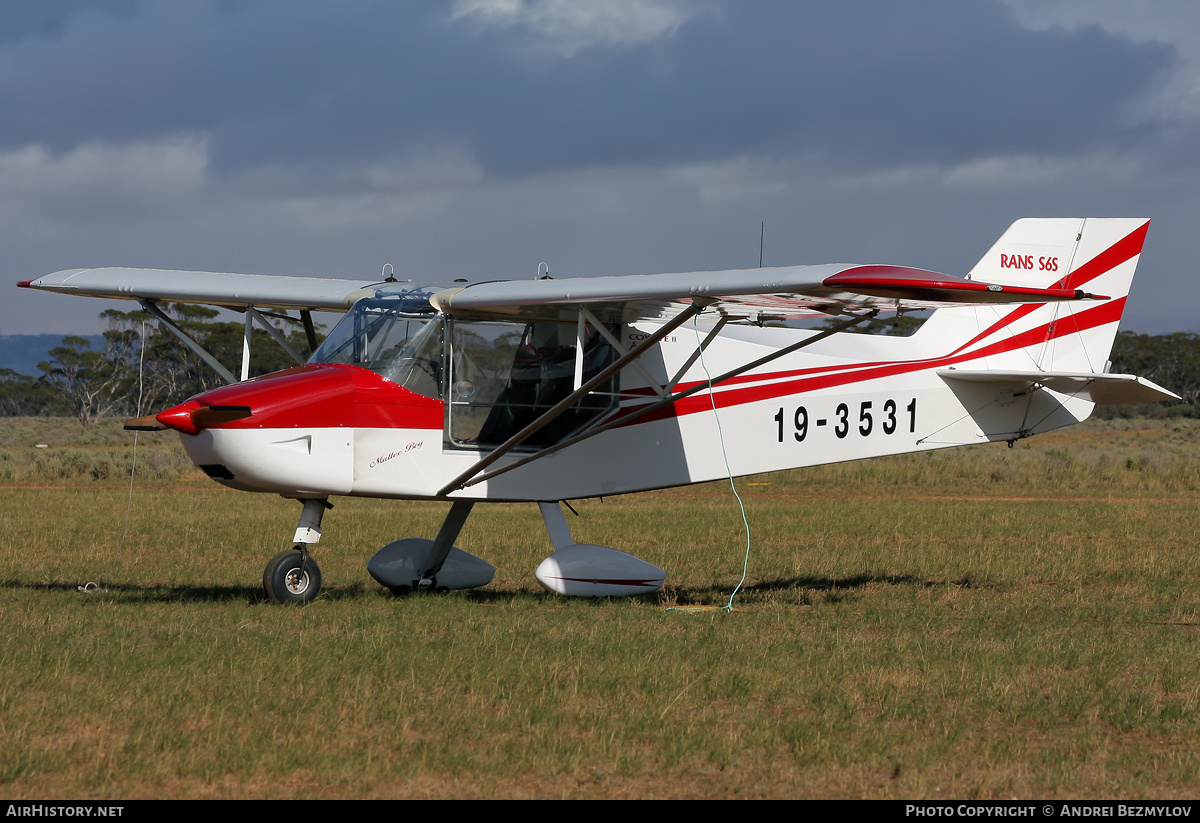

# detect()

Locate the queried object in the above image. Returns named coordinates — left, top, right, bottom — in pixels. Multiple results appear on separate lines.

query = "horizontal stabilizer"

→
left=937, top=369, right=1180, bottom=405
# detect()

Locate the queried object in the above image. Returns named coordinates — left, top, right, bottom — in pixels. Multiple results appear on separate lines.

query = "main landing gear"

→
left=262, top=498, right=331, bottom=605
left=261, top=497, right=666, bottom=603
left=366, top=501, right=495, bottom=594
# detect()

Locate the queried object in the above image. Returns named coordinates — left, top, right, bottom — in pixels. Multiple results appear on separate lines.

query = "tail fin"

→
left=919, top=218, right=1167, bottom=441
left=920, top=218, right=1148, bottom=375
left=966, top=217, right=1149, bottom=373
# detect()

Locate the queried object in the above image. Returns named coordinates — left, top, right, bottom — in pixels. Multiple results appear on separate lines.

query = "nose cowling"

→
left=157, top=365, right=359, bottom=435
left=155, top=363, right=445, bottom=496
left=154, top=363, right=445, bottom=435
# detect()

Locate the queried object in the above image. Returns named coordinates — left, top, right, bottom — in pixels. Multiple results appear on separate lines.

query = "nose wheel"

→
left=263, top=547, right=323, bottom=604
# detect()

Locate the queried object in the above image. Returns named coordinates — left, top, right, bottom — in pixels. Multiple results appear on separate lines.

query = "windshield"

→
left=309, top=298, right=444, bottom=399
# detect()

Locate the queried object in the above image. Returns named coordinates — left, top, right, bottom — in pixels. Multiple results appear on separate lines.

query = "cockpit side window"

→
left=446, top=318, right=617, bottom=450
left=312, top=303, right=619, bottom=440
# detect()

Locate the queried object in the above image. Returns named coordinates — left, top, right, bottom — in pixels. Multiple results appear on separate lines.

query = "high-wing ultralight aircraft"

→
left=20, top=218, right=1177, bottom=603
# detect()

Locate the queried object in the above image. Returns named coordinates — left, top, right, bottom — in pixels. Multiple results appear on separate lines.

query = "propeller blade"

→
left=124, top=414, right=169, bottom=431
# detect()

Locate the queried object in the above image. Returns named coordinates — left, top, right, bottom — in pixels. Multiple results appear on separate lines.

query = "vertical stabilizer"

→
left=968, top=217, right=1087, bottom=290
left=914, top=218, right=1152, bottom=439
left=924, top=218, right=1149, bottom=374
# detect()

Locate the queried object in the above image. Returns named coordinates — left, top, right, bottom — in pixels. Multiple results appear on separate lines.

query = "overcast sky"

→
left=3, top=0, right=1198, bottom=335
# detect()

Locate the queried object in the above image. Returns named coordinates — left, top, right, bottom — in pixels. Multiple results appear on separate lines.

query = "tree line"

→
left=1, top=311, right=1196, bottom=422
left=1, top=305, right=314, bottom=423
left=1098, top=331, right=1200, bottom=418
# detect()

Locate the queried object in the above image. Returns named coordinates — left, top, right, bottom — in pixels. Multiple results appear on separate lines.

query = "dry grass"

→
left=1, top=417, right=1199, bottom=798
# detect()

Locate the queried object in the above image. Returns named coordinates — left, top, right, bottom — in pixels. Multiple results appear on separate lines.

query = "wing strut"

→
left=457, top=310, right=879, bottom=490
left=241, top=309, right=253, bottom=381
left=301, top=311, right=320, bottom=354
left=140, top=299, right=311, bottom=385
left=581, top=307, right=670, bottom=398
left=437, top=301, right=711, bottom=496
left=139, top=299, right=238, bottom=384
left=244, top=306, right=307, bottom=368
left=666, top=315, right=729, bottom=391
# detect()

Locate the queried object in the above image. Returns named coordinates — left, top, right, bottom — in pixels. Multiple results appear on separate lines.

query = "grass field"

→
left=1, top=417, right=1199, bottom=799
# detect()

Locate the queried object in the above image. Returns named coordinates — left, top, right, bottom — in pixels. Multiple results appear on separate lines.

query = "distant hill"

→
left=0, top=334, right=106, bottom=376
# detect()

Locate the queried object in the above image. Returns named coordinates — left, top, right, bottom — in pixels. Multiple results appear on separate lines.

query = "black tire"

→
left=263, top=548, right=322, bottom=604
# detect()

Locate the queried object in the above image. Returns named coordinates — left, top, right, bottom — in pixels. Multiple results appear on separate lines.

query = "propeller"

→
left=124, top=404, right=252, bottom=434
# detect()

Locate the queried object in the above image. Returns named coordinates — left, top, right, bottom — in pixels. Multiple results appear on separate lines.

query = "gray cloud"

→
left=0, top=2, right=1174, bottom=177
left=0, top=0, right=140, bottom=46
left=1, top=1, right=1195, bottom=337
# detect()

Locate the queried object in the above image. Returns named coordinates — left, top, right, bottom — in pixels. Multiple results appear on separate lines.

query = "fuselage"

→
left=161, top=295, right=1107, bottom=502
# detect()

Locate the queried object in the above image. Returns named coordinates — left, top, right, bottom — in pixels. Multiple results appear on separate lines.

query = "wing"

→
left=20, top=267, right=396, bottom=385
left=19, top=267, right=386, bottom=312
left=430, top=263, right=1106, bottom=324
left=23, top=261, right=1103, bottom=321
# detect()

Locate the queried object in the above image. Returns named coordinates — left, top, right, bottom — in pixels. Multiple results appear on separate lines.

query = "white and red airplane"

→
left=20, top=218, right=1177, bottom=603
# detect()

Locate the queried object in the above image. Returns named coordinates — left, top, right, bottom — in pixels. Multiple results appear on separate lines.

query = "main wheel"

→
left=263, top=548, right=323, bottom=604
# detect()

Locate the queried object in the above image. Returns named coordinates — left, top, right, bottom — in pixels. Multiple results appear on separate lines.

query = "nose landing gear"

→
left=263, top=547, right=322, bottom=604
left=262, top=497, right=331, bottom=604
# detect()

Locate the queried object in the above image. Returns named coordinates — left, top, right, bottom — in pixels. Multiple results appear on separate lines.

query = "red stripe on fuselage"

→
left=616, top=223, right=1144, bottom=422
left=624, top=296, right=1126, bottom=424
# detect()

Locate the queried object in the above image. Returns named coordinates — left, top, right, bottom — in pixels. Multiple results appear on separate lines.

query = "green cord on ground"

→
left=665, top=315, right=753, bottom=615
